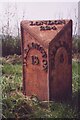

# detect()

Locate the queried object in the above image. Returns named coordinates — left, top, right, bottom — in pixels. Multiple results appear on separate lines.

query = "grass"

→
left=1, top=57, right=80, bottom=119
left=72, top=61, right=80, bottom=93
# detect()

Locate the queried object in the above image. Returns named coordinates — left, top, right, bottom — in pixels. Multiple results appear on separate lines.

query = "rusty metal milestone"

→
left=21, top=19, right=72, bottom=101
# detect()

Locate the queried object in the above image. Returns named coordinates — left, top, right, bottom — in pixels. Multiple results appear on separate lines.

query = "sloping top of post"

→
left=21, top=20, right=72, bottom=48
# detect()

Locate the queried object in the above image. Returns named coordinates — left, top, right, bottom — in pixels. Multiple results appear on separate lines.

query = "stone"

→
left=21, top=20, right=72, bottom=101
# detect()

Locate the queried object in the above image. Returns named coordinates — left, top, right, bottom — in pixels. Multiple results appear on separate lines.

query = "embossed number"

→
left=31, top=55, right=39, bottom=65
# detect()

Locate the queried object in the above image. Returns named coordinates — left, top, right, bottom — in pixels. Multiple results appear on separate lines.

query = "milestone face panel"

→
left=21, top=20, right=72, bottom=101
left=49, top=21, right=72, bottom=100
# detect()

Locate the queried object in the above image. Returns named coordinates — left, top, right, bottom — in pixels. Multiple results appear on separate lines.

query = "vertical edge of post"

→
left=68, top=19, right=73, bottom=100
left=47, top=48, right=50, bottom=101
left=20, top=21, right=26, bottom=96
left=71, top=19, right=73, bottom=100
left=71, top=20, right=73, bottom=100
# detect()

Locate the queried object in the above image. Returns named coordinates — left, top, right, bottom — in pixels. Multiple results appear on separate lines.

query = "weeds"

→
left=1, top=56, right=79, bottom=119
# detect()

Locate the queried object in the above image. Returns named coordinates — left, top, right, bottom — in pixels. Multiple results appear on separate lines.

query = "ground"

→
left=1, top=54, right=80, bottom=119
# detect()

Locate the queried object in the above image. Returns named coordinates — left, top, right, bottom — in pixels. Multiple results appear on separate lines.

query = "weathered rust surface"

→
left=21, top=20, right=72, bottom=101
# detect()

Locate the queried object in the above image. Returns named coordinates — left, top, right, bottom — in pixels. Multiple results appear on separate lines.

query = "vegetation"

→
left=0, top=55, right=79, bottom=119
left=2, top=36, right=21, bottom=56
left=72, top=36, right=80, bottom=54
